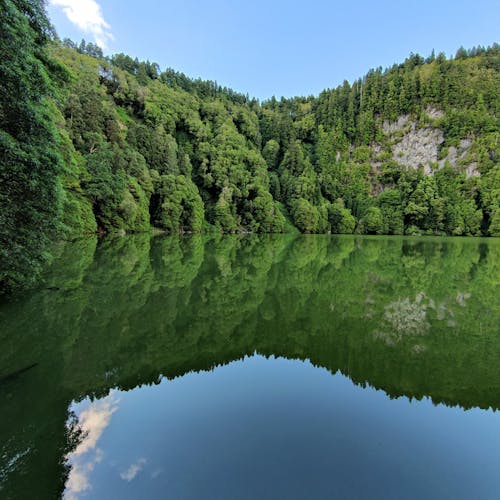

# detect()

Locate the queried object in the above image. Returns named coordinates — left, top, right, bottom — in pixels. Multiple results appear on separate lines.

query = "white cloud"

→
left=50, top=0, right=114, bottom=49
left=120, top=458, right=147, bottom=482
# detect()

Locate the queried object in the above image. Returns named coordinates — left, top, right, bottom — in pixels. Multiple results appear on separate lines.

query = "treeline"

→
left=63, top=38, right=254, bottom=105
left=0, top=0, right=499, bottom=293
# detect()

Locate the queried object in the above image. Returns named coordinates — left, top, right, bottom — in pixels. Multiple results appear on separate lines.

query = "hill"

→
left=54, top=42, right=500, bottom=239
left=0, top=0, right=499, bottom=292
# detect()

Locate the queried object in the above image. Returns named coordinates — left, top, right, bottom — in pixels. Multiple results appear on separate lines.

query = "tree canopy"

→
left=0, top=0, right=499, bottom=293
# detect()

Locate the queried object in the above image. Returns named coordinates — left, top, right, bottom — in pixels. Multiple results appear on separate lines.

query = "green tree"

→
left=151, top=174, right=204, bottom=233
left=360, top=207, right=384, bottom=234
left=377, top=189, right=404, bottom=235
left=0, top=0, right=64, bottom=292
left=290, top=198, right=320, bottom=233
left=262, top=139, right=280, bottom=170
left=489, top=210, right=500, bottom=236
left=328, top=199, right=356, bottom=234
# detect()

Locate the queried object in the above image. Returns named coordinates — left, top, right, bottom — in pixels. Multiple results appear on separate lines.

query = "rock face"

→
left=382, top=115, right=409, bottom=135
left=446, top=139, right=479, bottom=178
left=392, top=124, right=444, bottom=175
left=426, top=107, right=445, bottom=120
left=378, top=109, right=479, bottom=178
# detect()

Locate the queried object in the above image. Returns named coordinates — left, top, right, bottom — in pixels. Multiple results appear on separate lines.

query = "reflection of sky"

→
left=63, top=355, right=500, bottom=500
left=64, top=394, right=119, bottom=500
left=120, top=458, right=147, bottom=482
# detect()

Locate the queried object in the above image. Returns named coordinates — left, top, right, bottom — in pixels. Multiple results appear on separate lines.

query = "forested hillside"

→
left=1, top=0, right=499, bottom=292
left=53, top=41, right=500, bottom=240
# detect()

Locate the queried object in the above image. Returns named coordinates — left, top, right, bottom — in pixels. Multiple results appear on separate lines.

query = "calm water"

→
left=0, top=235, right=499, bottom=499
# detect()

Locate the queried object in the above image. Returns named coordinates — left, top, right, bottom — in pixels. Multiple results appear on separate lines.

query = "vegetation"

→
left=1, top=234, right=499, bottom=498
left=1, top=0, right=499, bottom=292
left=0, top=0, right=65, bottom=292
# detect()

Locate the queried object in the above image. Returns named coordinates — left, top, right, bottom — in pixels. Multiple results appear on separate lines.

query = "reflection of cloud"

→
left=64, top=395, right=119, bottom=500
left=73, top=397, right=119, bottom=455
left=120, top=458, right=147, bottom=482
left=65, top=449, right=103, bottom=500
left=151, top=468, right=163, bottom=479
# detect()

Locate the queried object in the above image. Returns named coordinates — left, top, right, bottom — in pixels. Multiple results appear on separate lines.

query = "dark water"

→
left=0, top=235, right=499, bottom=499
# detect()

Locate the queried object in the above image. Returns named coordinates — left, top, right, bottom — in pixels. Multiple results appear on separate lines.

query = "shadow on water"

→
left=0, top=234, right=499, bottom=498
left=0, top=363, right=38, bottom=385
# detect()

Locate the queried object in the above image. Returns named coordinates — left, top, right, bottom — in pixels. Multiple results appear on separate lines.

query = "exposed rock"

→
left=379, top=115, right=478, bottom=178
left=382, top=115, right=409, bottom=135
left=437, top=139, right=478, bottom=177
left=445, top=139, right=472, bottom=167
left=426, top=106, right=444, bottom=119
left=465, top=162, right=480, bottom=178
left=392, top=124, right=444, bottom=174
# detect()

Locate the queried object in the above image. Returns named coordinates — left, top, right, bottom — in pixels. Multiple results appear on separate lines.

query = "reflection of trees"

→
left=0, top=234, right=499, bottom=498
left=374, top=286, right=476, bottom=346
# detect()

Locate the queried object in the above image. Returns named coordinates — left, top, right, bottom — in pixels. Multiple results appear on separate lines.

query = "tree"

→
left=0, top=0, right=64, bottom=292
left=4, top=23, right=500, bottom=296
left=262, top=139, right=280, bottom=170
left=360, top=207, right=384, bottom=234
left=377, top=189, right=404, bottom=235
left=83, top=144, right=128, bottom=231
left=290, top=198, right=320, bottom=233
left=214, top=186, right=238, bottom=232
left=489, top=210, right=500, bottom=237
left=151, top=174, right=204, bottom=233
left=328, top=199, right=356, bottom=234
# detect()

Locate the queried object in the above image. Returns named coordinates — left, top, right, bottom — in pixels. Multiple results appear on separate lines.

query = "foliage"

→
left=328, top=199, right=356, bottom=234
left=359, top=207, right=384, bottom=235
left=0, top=0, right=64, bottom=293
left=151, top=174, right=204, bottom=233
left=1, top=4, right=499, bottom=293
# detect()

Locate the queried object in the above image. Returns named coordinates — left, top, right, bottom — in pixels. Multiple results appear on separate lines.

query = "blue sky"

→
left=48, top=0, right=500, bottom=100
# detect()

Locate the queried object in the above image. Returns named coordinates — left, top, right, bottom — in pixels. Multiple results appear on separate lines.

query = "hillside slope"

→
left=52, top=43, right=499, bottom=240
left=0, top=0, right=499, bottom=292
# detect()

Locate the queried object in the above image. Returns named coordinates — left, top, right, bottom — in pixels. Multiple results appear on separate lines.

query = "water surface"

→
left=1, top=235, right=499, bottom=499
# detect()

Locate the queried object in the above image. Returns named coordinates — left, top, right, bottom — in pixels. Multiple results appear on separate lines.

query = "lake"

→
left=1, top=235, right=499, bottom=499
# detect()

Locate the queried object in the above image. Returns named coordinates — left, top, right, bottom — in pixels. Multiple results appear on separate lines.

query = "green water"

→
left=1, top=235, right=499, bottom=499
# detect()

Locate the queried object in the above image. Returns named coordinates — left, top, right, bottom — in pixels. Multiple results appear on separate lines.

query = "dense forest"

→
left=1, top=0, right=499, bottom=292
